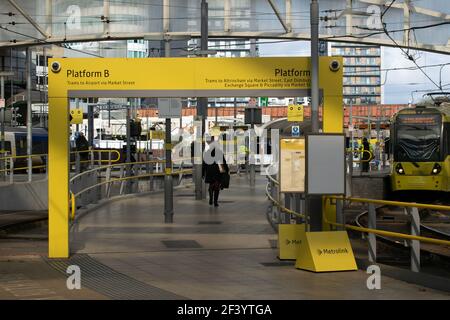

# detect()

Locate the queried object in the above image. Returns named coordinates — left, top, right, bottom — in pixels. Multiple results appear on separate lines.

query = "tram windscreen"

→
left=395, top=114, right=441, bottom=162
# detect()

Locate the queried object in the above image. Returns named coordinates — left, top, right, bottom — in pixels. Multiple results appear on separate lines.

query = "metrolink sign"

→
left=48, top=56, right=342, bottom=258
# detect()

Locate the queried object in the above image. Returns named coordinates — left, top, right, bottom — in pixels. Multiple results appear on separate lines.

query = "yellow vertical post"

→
left=323, top=95, right=343, bottom=133
left=48, top=59, right=69, bottom=258
left=320, top=57, right=343, bottom=227
left=320, top=57, right=343, bottom=133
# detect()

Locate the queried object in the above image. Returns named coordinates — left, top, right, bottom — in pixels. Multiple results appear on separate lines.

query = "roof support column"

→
left=45, top=0, right=52, bottom=37
left=224, top=0, right=230, bottom=32
left=285, top=0, right=292, bottom=33
left=403, top=0, right=411, bottom=46
left=103, top=0, right=110, bottom=36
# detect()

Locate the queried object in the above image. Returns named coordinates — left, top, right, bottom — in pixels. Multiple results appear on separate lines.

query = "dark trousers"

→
left=208, top=181, right=221, bottom=205
left=362, top=161, right=369, bottom=172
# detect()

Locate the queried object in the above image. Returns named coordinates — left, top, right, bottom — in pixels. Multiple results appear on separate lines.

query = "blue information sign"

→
left=292, top=125, right=300, bottom=137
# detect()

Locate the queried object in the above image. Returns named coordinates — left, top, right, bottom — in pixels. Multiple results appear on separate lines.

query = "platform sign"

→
left=295, top=231, right=357, bottom=272
left=278, top=224, right=305, bottom=260
left=149, top=130, right=165, bottom=140
left=287, top=104, right=304, bottom=122
left=69, top=108, right=83, bottom=124
left=291, top=125, right=300, bottom=137
left=280, top=138, right=305, bottom=193
left=259, top=97, right=268, bottom=106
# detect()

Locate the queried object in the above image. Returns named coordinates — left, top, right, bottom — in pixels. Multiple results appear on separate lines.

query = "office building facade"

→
left=331, top=43, right=381, bottom=105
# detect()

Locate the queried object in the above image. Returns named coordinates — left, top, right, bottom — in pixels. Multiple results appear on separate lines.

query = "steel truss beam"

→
left=7, top=0, right=49, bottom=38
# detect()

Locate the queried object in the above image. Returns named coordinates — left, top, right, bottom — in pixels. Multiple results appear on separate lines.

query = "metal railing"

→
left=327, top=196, right=450, bottom=272
left=347, top=149, right=373, bottom=163
left=0, top=149, right=121, bottom=183
left=69, top=158, right=193, bottom=220
left=265, top=166, right=306, bottom=231
left=265, top=174, right=450, bottom=273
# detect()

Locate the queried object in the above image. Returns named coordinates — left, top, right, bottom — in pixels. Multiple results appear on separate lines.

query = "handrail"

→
left=0, top=149, right=121, bottom=163
left=265, top=177, right=450, bottom=247
left=70, top=149, right=122, bottom=163
left=327, top=195, right=450, bottom=212
left=346, top=149, right=373, bottom=163
left=266, top=173, right=279, bottom=186
left=70, top=159, right=165, bottom=183
left=0, top=149, right=122, bottom=174
left=0, top=153, right=47, bottom=161
left=70, top=168, right=193, bottom=219
left=265, top=182, right=304, bottom=219
left=324, top=217, right=450, bottom=246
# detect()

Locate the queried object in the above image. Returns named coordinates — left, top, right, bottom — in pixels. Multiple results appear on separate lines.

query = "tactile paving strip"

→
left=44, top=254, right=187, bottom=300
left=197, top=221, right=222, bottom=225
left=161, top=240, right=202, bottom=248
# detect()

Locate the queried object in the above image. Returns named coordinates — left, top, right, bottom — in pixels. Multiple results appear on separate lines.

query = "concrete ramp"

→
left=0, top=180, right=48, bottom=211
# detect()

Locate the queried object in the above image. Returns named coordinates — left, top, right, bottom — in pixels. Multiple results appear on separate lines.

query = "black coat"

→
left=75, top=136, right=89, bottom=160
left=202, top=148, right=229, bottom=184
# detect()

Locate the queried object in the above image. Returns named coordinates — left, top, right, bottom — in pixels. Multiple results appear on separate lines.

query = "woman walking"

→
left=202, top=140, right=229, bottom=207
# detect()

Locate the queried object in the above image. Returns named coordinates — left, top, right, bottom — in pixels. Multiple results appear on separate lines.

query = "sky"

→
left=258, top=40, right=450, bottom=104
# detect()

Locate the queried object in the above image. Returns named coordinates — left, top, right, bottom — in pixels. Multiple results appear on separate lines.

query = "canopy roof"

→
left=0, top=0, right=449, bottom=54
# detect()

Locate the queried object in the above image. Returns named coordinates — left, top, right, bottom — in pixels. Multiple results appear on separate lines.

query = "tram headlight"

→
left=431, top=163, right=441, bottom=175
left=395, top=163, right=405, bottom=175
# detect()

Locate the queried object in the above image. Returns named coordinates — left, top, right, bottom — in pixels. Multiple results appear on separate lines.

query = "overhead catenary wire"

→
left=0, top=24, right=104, bottom=57
left=380, top=0, right=443, bottom=91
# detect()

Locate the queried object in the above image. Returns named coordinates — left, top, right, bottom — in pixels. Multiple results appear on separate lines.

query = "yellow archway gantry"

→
left=48, top=56, right=342, bottom=258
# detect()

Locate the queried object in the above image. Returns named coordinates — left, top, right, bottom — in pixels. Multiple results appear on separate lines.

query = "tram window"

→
left=32, top=140, right=47, bottom=155
left=15, top=135, right=27, bottom=156
left=3, top=141, right=11, bottom=154
left=395, top=120, right=441, bottom=162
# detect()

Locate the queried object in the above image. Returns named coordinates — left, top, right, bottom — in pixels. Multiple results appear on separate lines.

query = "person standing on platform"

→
left=202, top=138, right=229, bottom=207
left=361, top=137, right=371, bottom=173
left=75, top=132, right=90, bottom=172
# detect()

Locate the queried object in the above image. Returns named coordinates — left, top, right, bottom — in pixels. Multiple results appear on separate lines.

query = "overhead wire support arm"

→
left=7, top=0, right=49, bottom=39
left=380, top=0, right=443, bottom=92
left=267, top=0, right=290, bottom=33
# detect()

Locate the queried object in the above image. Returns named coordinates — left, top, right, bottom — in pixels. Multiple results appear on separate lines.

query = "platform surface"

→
left=0, top=174, right=449, bottom=299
